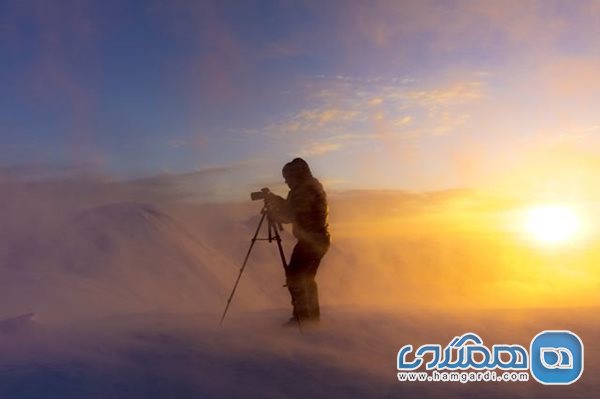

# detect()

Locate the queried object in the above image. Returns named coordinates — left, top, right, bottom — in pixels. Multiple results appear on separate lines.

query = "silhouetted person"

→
left=267, top=158, right=330, bottom=326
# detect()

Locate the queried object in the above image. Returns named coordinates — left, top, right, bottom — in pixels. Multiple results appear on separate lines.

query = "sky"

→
left=1, top=0, right=600, bottom=200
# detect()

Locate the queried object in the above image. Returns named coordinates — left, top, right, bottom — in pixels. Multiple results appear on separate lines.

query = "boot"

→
left=306, top=279, right=320, bottom=321
left=281, top=316, right=300, bottom=328
left=287, top=276, right=311, bottom=321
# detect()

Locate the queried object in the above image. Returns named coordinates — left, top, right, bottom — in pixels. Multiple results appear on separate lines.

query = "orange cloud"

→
left=537, top=57, right=600, bottom=98
left=300, top=142, right=341, bottom=156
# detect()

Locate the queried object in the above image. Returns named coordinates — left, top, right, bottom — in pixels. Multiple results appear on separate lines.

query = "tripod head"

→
left=250, top=187, right=283, bottom=231
left=262, top=202, right=284, bottom=235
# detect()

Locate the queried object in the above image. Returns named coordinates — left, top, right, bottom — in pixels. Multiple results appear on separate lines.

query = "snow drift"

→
left=1, top=201, right=279, bottom=321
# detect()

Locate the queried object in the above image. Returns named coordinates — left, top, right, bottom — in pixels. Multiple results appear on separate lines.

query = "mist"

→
left=2, top=171, right=599, bottom=321
left=0, top=170, right=598, bottom=398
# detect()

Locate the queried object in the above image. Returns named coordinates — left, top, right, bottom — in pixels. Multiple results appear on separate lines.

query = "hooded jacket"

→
left=269, top=161, right=330, bottom=250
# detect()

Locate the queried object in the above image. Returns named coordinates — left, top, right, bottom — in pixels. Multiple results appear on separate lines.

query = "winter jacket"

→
left=270, top=177, right=330, bottom=250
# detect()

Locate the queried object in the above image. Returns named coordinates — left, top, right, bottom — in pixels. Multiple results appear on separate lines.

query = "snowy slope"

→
left=0, top=191, right=597, bottom=398
left=1, top=202, right=276, bottom=320
left=0, top=307, right=598, bottom=398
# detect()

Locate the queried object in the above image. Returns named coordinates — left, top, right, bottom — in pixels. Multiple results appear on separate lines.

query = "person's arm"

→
left=266, top=192, right=294, bottom=223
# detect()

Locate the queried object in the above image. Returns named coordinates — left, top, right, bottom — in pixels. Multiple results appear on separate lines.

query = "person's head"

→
left=282, top=158, right=312, bottom=189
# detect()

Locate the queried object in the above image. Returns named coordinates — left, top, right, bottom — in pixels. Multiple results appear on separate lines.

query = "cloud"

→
left=269, top=107, right=361, bottom=137
left=368, top=97, right=384, bottom=106
left=536, top=56, right=600, bottom=98
left=297, top=107, right=359, bottom=126
left=277, top=185, right=502, bottom=218
left=392, top=116, right=412, bottom=126
left=263, top=74, right=488, bottom=152
left=430, top=112, right=471, bottom=136
left=0, top=160, right=103, bottom=181
left=300, top=142, right=341, bottom=156
left=262, top=40, right=305, bottom=57
left=329, top=133, right=385, bottom=142
left=328, top=0, right=600, bottom=60
left=168, top=139, right=187, bottom=148
left=406, top=81, right=484, bottom=108
left=126, top=159, right=270, bottom=202
left=320, top=178, right=350, bottom=187
left=135, top=159, right=262, bottom=183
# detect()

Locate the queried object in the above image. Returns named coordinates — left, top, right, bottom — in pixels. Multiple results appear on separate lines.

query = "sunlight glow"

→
left=524, top=205, right=581, bottom=245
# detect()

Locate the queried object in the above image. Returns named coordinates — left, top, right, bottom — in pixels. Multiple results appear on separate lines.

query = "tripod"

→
left=220, top=203, right=302, bottom=331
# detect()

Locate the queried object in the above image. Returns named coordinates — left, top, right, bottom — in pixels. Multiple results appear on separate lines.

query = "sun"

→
left=523, top=205, right=581, bottom=245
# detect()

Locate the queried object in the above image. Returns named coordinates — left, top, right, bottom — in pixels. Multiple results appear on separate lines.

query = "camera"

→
left=250, top=187, right=270, bottom=201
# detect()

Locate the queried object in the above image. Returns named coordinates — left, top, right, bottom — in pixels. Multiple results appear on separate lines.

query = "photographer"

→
left=267, top=158, right=330, bottom=326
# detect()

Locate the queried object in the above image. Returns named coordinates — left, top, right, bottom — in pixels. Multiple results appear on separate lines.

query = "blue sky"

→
left=1, top=0, right=600, bottom=199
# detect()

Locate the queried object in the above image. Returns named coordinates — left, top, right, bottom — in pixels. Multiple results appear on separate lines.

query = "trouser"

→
left=286, top=239, right=329, bottom=322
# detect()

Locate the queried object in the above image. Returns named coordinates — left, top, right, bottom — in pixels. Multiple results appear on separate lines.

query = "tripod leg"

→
left=220, top=210, right=267, bottom=325
left=270, top=218, right=288, bottom=272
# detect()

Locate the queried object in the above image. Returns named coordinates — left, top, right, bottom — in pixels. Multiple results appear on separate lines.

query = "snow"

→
left=0, top=179, right=598, bottom=397
left=2, top=201, right=276, bottom=321
left=0, top=308, right=598, bottom=398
